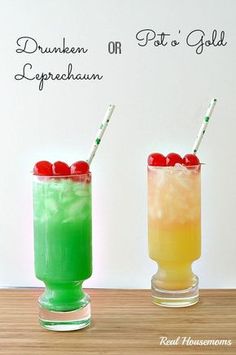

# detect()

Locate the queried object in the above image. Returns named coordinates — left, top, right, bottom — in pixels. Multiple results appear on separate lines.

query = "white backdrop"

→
left=0, top=0, right=235, bottom=288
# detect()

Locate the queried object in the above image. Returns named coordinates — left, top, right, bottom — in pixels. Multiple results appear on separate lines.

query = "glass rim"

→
left=148, top=163, right=203, bottom=169
left=32, top=172, right=91, bottom=178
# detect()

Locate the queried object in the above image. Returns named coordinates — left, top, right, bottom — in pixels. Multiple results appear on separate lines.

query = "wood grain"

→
left=0, top=288, right=235, bottom=355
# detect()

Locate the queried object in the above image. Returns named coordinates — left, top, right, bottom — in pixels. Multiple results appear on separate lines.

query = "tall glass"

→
left=33, top=173, right=92, bottom=330
left=148, top=164, right=201, bottom=307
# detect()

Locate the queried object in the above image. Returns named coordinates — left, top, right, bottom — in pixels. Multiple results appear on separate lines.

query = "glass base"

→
left=39, top=302, right=91, bottom=331
left=151, top=276, right=199, bottom=308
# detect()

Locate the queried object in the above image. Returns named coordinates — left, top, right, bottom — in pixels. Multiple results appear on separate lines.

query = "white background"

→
left=0, top=0, right=235, bottom=289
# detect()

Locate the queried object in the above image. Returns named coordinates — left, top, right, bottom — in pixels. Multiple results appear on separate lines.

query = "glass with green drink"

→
left=33, top=162, right=92, bottom=330
left=33, top=105, right=115, bottom=331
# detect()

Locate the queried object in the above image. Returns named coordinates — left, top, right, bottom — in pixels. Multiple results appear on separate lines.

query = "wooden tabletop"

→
left=0, top=288, right=235, bottom=355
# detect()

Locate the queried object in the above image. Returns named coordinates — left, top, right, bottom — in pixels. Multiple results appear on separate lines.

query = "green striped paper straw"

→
left=87, top=104, right=115, bottom=165
left=192, top=98, right=217, bottom=154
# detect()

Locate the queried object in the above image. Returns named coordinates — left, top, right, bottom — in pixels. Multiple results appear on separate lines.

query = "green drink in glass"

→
left=33, top=104, right=115, bottom=331
left=33, top=170, right=92, bottom=331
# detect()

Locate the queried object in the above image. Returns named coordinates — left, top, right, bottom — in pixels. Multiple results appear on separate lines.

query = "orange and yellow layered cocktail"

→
left=148, top=153, right=201, bottom=307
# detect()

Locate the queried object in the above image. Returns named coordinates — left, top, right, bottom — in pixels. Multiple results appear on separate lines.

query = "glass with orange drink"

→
left=148, top=152, right=201, bottom=307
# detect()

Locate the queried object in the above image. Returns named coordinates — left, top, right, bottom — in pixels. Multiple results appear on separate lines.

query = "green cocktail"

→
left=33, top=174, right=92, bottom=331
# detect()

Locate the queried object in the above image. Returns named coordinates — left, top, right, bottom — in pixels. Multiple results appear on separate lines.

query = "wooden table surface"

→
left=0, top=288, right=235, bottom=355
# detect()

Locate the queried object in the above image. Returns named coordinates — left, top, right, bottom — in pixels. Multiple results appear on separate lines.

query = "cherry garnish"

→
left=70, top=161, right=90, bottom=175
left=52, top=161, right=70, bottom=176
left=183, top=154, right=200, bottom=166
left=148, top=153, right=166, bottom=166
left=33, top=161, right=53, bottom=176
left=166, top=153, right=183, bottom=166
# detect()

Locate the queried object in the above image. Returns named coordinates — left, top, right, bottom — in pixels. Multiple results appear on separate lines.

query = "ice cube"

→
left=46, top=198, right=58, bottom=214
left=62, top=199, right=90, bottom=223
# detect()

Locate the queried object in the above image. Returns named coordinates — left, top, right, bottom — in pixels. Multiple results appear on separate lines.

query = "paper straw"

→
left=87, top=104, right=115, bottom=165
left=192, top=98, right=217, bottom=154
